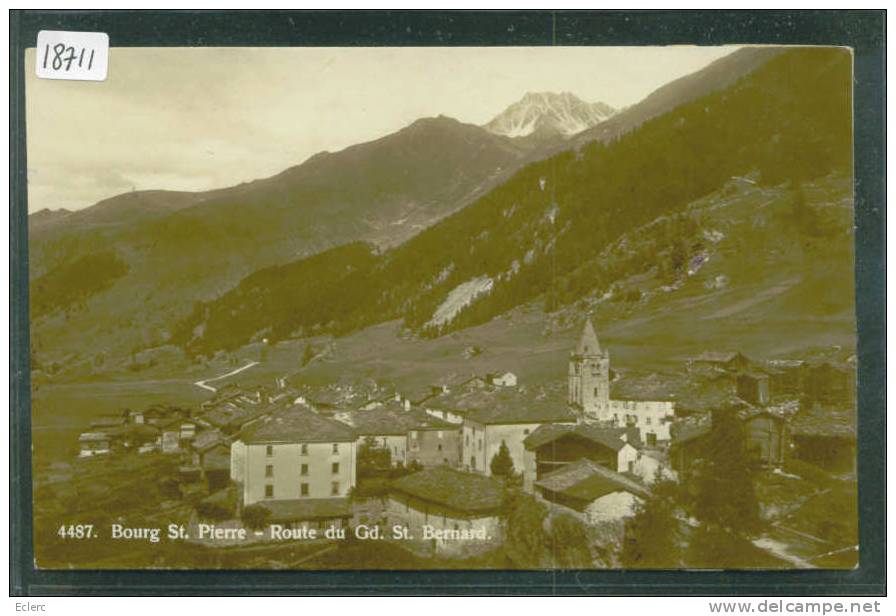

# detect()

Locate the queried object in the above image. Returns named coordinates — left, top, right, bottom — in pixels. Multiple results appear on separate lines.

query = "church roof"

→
left=575, top=319, right=601, bottom=356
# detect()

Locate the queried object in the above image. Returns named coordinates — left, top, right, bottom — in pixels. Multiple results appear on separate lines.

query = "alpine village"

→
left=30, top=48, right=858, bottom=570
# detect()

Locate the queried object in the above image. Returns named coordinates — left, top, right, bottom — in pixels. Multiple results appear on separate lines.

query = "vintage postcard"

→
left=25, top=44, right=858, bottom=571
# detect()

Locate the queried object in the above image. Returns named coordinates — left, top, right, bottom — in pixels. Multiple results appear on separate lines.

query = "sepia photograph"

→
left=23, top=41, right=859, bottom=573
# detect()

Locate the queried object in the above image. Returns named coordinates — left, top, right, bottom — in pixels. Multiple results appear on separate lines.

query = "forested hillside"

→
left=176, top=48, right=853, bottom=356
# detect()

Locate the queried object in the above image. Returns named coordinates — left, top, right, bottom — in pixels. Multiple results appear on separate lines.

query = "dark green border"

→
left=9, top=10, right=886, bottom=596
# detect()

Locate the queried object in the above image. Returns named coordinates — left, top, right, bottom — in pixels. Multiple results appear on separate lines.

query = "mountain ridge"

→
left=484, top=91, right=615, bottom=140
left=172, top=48, right=853, bottom=359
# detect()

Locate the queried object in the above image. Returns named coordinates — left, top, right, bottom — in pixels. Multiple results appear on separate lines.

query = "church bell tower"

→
left=568, top=319, right=611, bottom=421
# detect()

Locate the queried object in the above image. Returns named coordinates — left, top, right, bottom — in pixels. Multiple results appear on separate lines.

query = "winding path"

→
left=194, top=361, right=259, bottom=392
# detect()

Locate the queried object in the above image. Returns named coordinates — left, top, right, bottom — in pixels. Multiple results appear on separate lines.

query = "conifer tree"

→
left=490, top=441, right=516, bottom=479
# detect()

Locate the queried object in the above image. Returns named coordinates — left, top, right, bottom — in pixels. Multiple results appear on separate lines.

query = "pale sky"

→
left=25, top=46, right=739, bottom=213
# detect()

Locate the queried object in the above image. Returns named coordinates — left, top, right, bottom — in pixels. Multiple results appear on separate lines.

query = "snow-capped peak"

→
left=483, top=91, right=615, bottom=139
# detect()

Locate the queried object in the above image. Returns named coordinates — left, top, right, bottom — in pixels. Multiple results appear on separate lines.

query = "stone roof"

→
left=535, top=458, right=650, bottom=502
left=692, top=351, right=748, bottom=364
left=391, top=466, right=504, bottom=514
left=523, top=423, right=635, bottom=452
left=240, top=406, right=355, bottom=444
left=429, top=386, right=576, bottom=425
left=337, top=407, right=456, bottom=436
left=259, top=498, right=352, bottom=522
left=200, top=399, right=279, bottom=431
left=192, top=428, right=225, bottom=452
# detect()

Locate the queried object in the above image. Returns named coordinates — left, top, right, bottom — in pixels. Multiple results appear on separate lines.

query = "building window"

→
left=332, top=443, right=339, bottom=454
left=301, top=443, right=308, bottom=455
left=465, top=434, right=469, bottom=446
left=265, top=484, right=274, bottom=498
left=266, top=445, right=273, bottom=457
left=594, top=387, right=598, bottom=397
left=265, top=464, right=273, bottom=478
left=332, top=462, right=340, bottom=474
left=646, top=416, right=652, bottom=425
left=471, top=456, right=476, bottom=469
left=437, top=444, right=442, bottom=452
left=523, top=429, right=530, bottom=435
left=300, top=483, right=309, bottom=496
left=301, top=463, right=308, bottom=476
left=331, top=482, right=340, bottom=496
left=478, top=440, right=482, bottom=451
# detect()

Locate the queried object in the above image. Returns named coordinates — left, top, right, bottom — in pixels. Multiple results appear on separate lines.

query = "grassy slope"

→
left=32, top=173, right=855, bottom=468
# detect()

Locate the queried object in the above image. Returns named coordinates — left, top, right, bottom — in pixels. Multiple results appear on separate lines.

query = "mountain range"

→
left=29, top=47, right=855, bottom=374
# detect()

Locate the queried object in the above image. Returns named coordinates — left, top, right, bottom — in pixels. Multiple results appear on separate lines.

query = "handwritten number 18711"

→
left=42, top=42, right=95, bottom=72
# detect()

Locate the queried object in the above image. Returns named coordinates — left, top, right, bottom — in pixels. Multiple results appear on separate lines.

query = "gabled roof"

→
left=426, top=385, right=574, bottom=425
left=575, top=319, right=601, bottom=356
left=692, top=351, right=748, bottom=364
left=192, top=429, right=225, bottom=452
left=338, top=407, right=456, bottom=436
left=200, top=399, right=279, bottom=431
left=260, top=498, right=352, bottom=522
left=535, top=458, right=650, bottom=501
left=391, top=466, right=504, bottom=514
left=523, top=423, right=635, bottom=452
left=241, top=406, right=355, bottom=444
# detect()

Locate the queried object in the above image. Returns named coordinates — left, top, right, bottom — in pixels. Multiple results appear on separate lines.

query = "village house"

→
left=189, top=429, right=231, bottom=490
left=262, top=498, right=353, bottom=532
left=534, top=458, right=651, bottom=526
left=737, top=371, right=771, bottom=406
left=690, top=350, right=751, bottom=373
left=78, top=432, right=112, bottom=457
left=487, top=372, right=518, bottom=388
left=668, top=417, right=713, bottom=474
left=739, top=408, right=789, bottom=466
left=521, top=423, right=640, bottom=491
left=197, top=396, right=281, bottom=436
left=158, top=416, right=197, bottom=454
left=461, top=393, right=577, bottom=475
left=79, top=421, right=159, bottom=457
left=569, top=320, right=675, bottom=443
left=802, top=361, right=856, bottom=405
left=230, top=405, right=357, bottom=525
left=419, top=386, right=492, bottom=425
left=386, top=466, right=504, bottom=557
left=669, top=404, right=789, bottom=473
left=789, top=402, right=856, bottom=474
left=414, top=373, right=504, bottom=424
left=142, top=404, right=190, bottom=426
left=762, top=359, right=806, bottom=396
left=334, top=404, right=461, bottom=468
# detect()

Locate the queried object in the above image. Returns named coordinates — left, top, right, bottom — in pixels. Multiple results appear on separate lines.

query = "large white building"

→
left=230, top=405, right=357, bottom=520
left=568, top=320, right=675, bottom=445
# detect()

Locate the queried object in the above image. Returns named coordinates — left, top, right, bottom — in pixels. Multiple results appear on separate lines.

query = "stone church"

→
left=568, top=320, right=675, bottom=446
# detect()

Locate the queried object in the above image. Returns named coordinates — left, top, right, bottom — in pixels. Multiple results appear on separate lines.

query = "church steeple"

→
left=568, top=318, right=611, bottom=421
left=576, top=319, right=601, bottom=356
